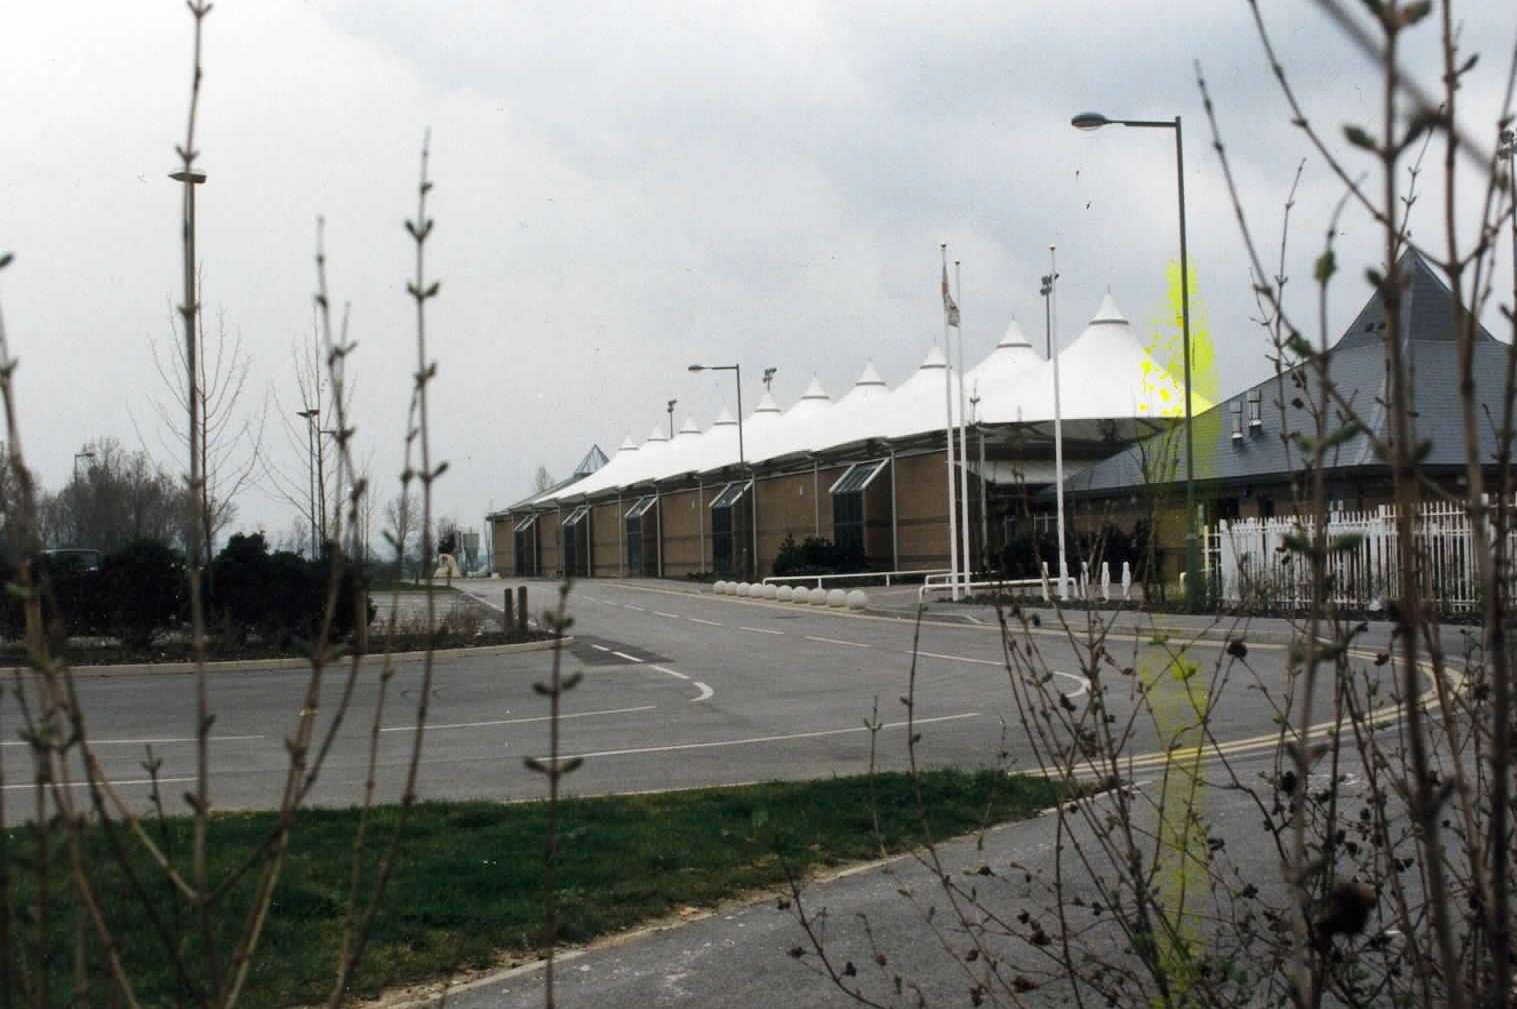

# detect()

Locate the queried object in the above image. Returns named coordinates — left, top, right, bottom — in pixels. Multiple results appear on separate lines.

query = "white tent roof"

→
left=752, top=375, right=832, bottom=462
left=515, top=289, right=1211, bottom=508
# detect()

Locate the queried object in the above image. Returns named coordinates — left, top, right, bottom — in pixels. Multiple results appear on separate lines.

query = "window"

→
left=1247, top=388, right=1263, bottom=431
left=829, top=460, right=886, bottom=564
left=512, top=513, right=538, bottom=533
left=708, top=481, right=752, bottom=510
left=625, top=495, right=657, bottom=519
left=563, top=504, right=591, bottom=527
left=1230, top=399, right=1244, bottom=441
left=828, top=459, right=888, bottom=495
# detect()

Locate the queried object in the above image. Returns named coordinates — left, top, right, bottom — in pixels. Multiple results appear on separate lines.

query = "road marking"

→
left=688, top=617, right=723, bottom=627
left=650, top=664, right=689, bottom=681
left=611, top=650, right=644, bottom=663
left=545, top=712, right=979, bottom=762
left=691, top=681, right=714, bottom=702
left=915, top=649, right=1000, bottom=666
left=1, top=734, right=263, bottom=749
left=963, top=615, right=985, bottom=625
left=4, top=775, right=198, bottom=792
left=805, top=635, right=871, bottom=649
left=383, top=705, right=656, bottom=733
left=739, top=626, right=784, bottom=635
left=623, top=604, right=645, bottom=612
left=653, top=611, right=681, bottom=619
left=590, top=644, right=611, bottom=652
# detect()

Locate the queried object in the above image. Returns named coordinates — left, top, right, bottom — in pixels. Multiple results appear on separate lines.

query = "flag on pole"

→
left=941, top=263, right=960, bottom=328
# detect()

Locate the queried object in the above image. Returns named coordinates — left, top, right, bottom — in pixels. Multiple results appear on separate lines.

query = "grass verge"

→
left=13, top=769, right=1055, bottom=1007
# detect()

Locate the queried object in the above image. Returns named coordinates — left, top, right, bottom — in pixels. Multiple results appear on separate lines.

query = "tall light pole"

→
left=297, top=407, right=319, bottom=555
left=1042, top=262, right=1068, bottom=599
left=170, top=167, right=208, bottom=569
left=689, top=363, right=753, bottom=578
left=72, top=450, right=95, bottom=484
left=71, top=450, right=96, bottom=547
left=667, top=399, right=678, bottom=439
left=1072, top=111, right=1199, bottom=607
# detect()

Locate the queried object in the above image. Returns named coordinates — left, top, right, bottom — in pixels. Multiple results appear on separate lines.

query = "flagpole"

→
left=1049, top=245, right=1068, bottom=600
left=940, top=244, right=961, bottom=601
left=954, top=259, right=972, bottom=592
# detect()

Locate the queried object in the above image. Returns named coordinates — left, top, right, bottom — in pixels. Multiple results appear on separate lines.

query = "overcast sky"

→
left=1, top=2, right=1512, bottom=544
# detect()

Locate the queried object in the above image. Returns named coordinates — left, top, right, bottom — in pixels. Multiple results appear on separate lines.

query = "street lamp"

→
left=170, top=167, right=207, bottom=568
left=297, top=407, right=321, bottom=555
left=689, top=363, right=754, bottom=578
left=72, top=450, right=95, bottom=483
left=667, top=399, right=678, bottom=439
left=1072, top=110, right=1200, bottom=608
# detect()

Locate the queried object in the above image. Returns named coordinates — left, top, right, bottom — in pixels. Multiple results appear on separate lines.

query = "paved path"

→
left=0, top=576, right=1367, bottom=813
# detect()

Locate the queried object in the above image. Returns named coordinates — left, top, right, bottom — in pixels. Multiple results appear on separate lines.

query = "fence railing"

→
left=762, top=568, right=950, bottom=590
left=1211, top=497, right=1514, bottom=612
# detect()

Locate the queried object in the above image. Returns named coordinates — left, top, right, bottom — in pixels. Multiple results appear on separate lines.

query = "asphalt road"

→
left=1, top=576, right=1377, bottom=815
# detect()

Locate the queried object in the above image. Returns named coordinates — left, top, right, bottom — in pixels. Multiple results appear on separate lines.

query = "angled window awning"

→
left=829, top=459, right=889, bottom=495
left=625, top=495, right=658, bottom=520
left=562, top=504, right=591, bottom=528
left=512, top=513, right=539, bottom=533
left=709, top=480, right=753, bottom=510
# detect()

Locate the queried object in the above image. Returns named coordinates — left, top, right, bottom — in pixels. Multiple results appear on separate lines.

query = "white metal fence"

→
left=1211, top=498, right=1514, bottom=612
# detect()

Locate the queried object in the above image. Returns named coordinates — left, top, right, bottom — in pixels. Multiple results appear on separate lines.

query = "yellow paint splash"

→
left=1142, top=262, right=1221, bottom=478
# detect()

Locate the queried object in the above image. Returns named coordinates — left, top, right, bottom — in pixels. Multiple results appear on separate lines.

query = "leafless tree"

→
left=383, top=487, right=417, bottom=578
left=534, top=464, right=555, bottom=493
left=39, top=437, right=188, bottom=552
left=143, top=298, right=264, bottom=558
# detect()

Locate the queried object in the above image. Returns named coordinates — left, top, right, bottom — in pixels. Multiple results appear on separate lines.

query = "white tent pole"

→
left=1050, top=245, right=1068, bottom=600
left=955, top=260, right=972, bottom=590
left=940, top=244, right=961, bottom=601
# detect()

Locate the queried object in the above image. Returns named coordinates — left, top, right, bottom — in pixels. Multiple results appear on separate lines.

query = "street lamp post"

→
left=1072, top=111, right=1200, bottom=608
left=170, top=167, right=207, bottom=569
left=72, top=450, right=95, bottom=484
left=297, top=407, right=320, bottom=555
left=689, top=363, right=753, bottom=579
left=667, top=399, right=678, bottom=440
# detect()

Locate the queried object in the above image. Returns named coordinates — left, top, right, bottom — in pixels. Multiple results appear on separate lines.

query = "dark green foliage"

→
left=772, top=534, right=865, bottom=577
left=999, top=521, right=1151, bottom=581
left=4, top=770, right=1056, bottom=1008
left=208, top=533, right=372, bottom=644
left=99, top=539, right=187, bottom=647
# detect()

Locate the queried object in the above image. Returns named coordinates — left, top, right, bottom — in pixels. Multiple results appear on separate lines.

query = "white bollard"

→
left=1101, top=561, right=1111, bottom=602
left=736, top=582, right=751, bottom=597
left=827, top=588, right=847, bottom=608
left=1121, top=561, right=1132, bottom=601
left=1040, top=561, right=1051, bottom=602
left=776, top=585, right=793, bottom=602
left=810, top=587, right=830, bottom=606
left=846, top=589, right=868, bottom=611
left=759, top=583, right=776, bottom=599
left=715, top=580, right=728, bottom=595
left=794, top=586, right=812, bottom=605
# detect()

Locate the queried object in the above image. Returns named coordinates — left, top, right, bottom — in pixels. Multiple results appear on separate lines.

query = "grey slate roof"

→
left=1062, top=250, right=1509, bottom=497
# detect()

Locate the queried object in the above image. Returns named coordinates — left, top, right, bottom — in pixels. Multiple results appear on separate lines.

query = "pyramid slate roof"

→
left=1062, top=250, right=1506, bottom=497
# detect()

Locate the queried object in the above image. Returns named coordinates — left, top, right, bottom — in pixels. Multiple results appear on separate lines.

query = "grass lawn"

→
left=9, top=770, right=1056, bottom=1007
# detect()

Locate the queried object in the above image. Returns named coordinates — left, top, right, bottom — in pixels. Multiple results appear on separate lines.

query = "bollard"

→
left=503, top=589, right=515, bottom=637
left=846, top=589, right=868, bottom=611
left=516, top=585, right=528, bottom=637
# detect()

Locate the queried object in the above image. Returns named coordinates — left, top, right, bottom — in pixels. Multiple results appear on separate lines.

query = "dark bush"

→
left=209, top=534, right=372, bottom=645
left=99, top=539, right=186, bottom=648
left=998, top=521, right=1151, bottom=583
left=772, top=534, right=865, bottom=577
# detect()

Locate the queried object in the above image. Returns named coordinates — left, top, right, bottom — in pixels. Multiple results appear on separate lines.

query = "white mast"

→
left=940, top=244, right=961, bottom=601
left=1049, top=246, right=1068, bottom=599
left=955, top=260, right=973, bottom=591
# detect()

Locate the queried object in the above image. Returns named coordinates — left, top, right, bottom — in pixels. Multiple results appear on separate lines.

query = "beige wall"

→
left=539, top=511, right=562, bottom=577
left=661, top=487, right=708, bottom=577
left=591, top=502, right=622, bottom=578
left=756, top=470, right=820, bottom=572
left=491, top=516, right=514, bottom=574
left=893, top=451, right=951, bottom=569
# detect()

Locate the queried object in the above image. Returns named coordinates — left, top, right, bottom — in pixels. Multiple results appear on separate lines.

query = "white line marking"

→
left=611, top=650, right=644, bottom=663
left=805, top=635, right=871, bottom=649
left=691, top=681, right=714, bottom=702
left=912, top=650, right=1089, bottom=697
left=653, top=611, right=681, bottom=619
left=688, top=617, right=723, bottom=627
left=623, top=604, right=645, bottom=612
left=590, top=644, right=611, bottom=652
left=1, top=734, right=263, bottom=749
left=545, top=712, right=978, bottom=762
left=915, top=650, right=1000, bottom=666
left=963, top=615, right=984, bottom=625
left=739, top=626, right=784, bottom=635
left=4, top=776, right=197, bottom=791
left=650, top=664, right=689, bottom=681
left=382, top=705, right=656, bottom=733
